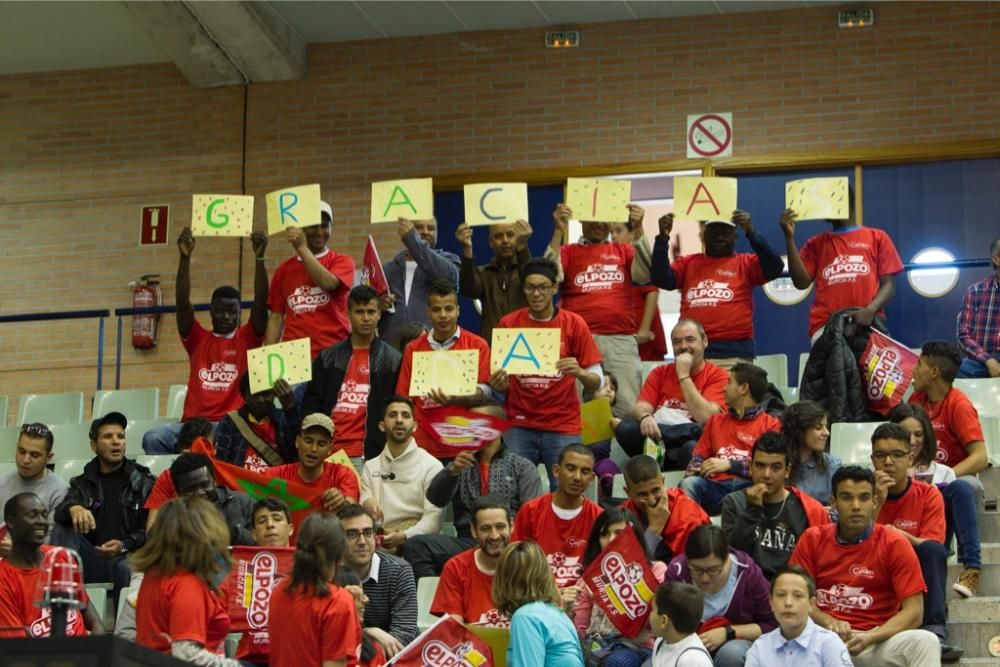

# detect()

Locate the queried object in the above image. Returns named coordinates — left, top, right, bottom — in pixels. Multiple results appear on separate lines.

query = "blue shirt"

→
left=508, top=601, right=584, bottom=667
left=793, top=453, right=841, bottom=504
left=745, top=618, right=852, bottom=667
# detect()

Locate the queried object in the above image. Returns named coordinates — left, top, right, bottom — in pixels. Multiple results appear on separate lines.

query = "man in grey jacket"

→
left=379, top=217, right=460, bottom=347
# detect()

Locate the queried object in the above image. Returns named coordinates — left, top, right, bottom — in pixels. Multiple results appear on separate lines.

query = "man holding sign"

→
left=143, top=226, right=269, bottom=454
left=491, top=257, right=603, bottom=490
left=651, top=209, right=783, bottom=366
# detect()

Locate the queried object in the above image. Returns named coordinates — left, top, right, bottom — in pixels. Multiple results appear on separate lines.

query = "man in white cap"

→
left=652, top=210, right=784, bottom=368
left=266, top=200, right=356, bottom=360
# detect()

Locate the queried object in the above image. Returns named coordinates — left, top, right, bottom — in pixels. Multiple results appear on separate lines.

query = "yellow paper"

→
left=785, top=177, right=849, bottom=220
left=580, top=397, right=615, bottom=445
left=463, top=183, right=529, bottom=226
left=490, top=328, right=559, bottom=375
left=468, top=626, right=510, bottom=667
left=246, top=338, right=312, bottom=394
left=564, top=178, right=631, bottom=223
left=370, top=178, right=434, bottom=223
left=409, top=350, right=479, bottom=397
left=265, top=184, right=321, bottom=236
left=191, top=194, right=254, bottom=237
left=673, top=177, right=738, bottom=221
left=326, top=449, right=361, bottom=484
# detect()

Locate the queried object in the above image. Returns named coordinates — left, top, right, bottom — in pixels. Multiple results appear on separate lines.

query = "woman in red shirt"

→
left=130, top=496, right=237, bottom=665
left=269, top=512, right=361, bottom=667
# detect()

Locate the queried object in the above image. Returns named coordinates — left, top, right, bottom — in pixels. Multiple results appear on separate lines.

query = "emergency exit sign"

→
left=140, top=205, right=169, bottom=246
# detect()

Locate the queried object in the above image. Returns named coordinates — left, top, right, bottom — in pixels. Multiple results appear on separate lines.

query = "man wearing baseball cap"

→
left=266, top=413, right=359, bottom=513
left=52, top=411, right=156, bottom=603
left=266, top=200, right=357, bottom=360
left=651, top=210, right=784, bottom=368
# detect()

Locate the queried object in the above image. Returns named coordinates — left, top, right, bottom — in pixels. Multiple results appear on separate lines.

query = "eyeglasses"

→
left=689, top=563, right=725, bottom=578
left=872, top=450, right=910, bottom=461
left=522, top=283, right=555, bottom=295
left=345, top=528, right=376, bottom=541
left=20, top=423, right=51, bottom=438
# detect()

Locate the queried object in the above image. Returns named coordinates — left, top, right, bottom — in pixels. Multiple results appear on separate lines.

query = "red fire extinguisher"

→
left=130, top=274, right=162, bottom=349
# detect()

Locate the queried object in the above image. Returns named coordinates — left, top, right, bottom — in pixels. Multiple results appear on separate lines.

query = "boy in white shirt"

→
left=650, top=581, right=713, bottom=667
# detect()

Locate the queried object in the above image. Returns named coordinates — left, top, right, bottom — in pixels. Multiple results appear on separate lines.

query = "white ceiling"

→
left=0, top=0, right=841, bottom=76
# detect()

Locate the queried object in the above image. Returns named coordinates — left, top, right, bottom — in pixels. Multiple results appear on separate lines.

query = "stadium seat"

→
left=442, top=523, right=457, bottom=538
left=642, top=360, right=664, bottom=383
left=0, top=426, right=20, bottom=451
left=755, top=353, right=788, bottom=388
left=126, top=418, right=179, bottom=455
left=165, top=385, right=187, bottom=420
left=0, top=395, right=7, bottom=427
left=56, top=458, right=90, bottom=481
left=798, top=352, right=810, bottom=387
left=116, top=585, right=138, bottom=630
left=49, top=423, right=95, bottom=460
left=417, top=576, right=441, bottom=632
left=136, top=454, right=177, bottom=477
left=954, top=378, right=1000, bottom=417
left=92, top=388, right=160, bottom=422
left=17, top=391, right=85, bottom=426
left=775, top=386, right=799, bottom=404
left=982, top=416, right=1000, bottom=466
left=830, top=422, right=882, bottom=466
left=537, top=462, right=548, bottom=490
left=85, top=586, right=109, bottom=627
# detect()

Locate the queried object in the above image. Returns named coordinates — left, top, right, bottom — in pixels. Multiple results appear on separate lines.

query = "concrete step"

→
left=948, top=563, right=1000, bottom=599
left=948, top=597, right=1000, bottom=623
left=979, top=466, right=1000, bottom=499
left=958, top=659, right=1000, bottom=666
left=945, top=613, right=1000, bottom=659
left=978, top=513, right=1000, bottom=543
left=980, top=544, right=1000, bottom=564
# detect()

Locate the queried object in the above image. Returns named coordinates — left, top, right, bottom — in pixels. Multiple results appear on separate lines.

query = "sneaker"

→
left=953, top=567, right=980, bottom=598
left=940, top=641, right=964, bottom=662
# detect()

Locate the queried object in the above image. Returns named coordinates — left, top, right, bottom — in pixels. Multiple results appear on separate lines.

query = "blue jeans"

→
left=915, top=539, right=948, bottom=640
left=943, top=478, right=983, bottom=569
left=958, top=354, right=1000, bottom=378
left=713, top=639, right=752, bottom=667
left=679, top=476, right=751, bottom=516
left=50, top=524, right=132, bottom=606
left=142, top=420, right=218, bottom=454
left=503, top=427, right=581, bottom=491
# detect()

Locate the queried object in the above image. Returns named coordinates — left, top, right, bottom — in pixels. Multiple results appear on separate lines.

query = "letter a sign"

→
left=490, top=328, right=559, bottom=375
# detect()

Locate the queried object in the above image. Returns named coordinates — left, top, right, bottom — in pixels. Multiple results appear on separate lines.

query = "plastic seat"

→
left=165, top=385, right=187, bottom=420
left=775, top=386, right=799, bottom=404
left=56, top=458, right=90, bottom=481
left=642, top=361, right=664, bottom=384
left=0, top=395, right=7, bottom=427
left=982, top=416, right=1000, bottom=466
left=92, top=388, right=160, bottom=422
left=416, top=576, right=441, bottom=632
left=954, top=379, right=1000, bottom=417
left=0, top=425, right=21, bottom=451
left=85, top=586, right=108, bottom=626
left=48, top=423, right=95, bottom=460
left=798, top=352, right=810, bottom=387
left=136, top=454, right=178, bottom=477
left=126, top=418, right=179, bottom=455
left=17, top=391, right=85, bottom=426
left=755, top=353, right=788, bottom=388
left=116, top=585, right=138, bottom=631
left=830, top=422, right=882, bottom=466
left=442, top=523, right=457, bottom=538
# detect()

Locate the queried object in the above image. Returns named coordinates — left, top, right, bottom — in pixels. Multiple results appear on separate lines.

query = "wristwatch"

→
left=725, top=626, right=736, bottom=642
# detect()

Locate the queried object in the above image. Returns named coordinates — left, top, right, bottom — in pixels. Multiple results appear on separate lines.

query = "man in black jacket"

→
left=52, top=412, right=155, bottom=602
left=303, top=285, right=402, bottom=468
left=170, top=453, right=255, bottom=546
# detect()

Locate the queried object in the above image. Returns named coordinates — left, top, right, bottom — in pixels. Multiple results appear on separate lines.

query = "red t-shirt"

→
left=637, top=362, right=728, bottom=421
left=498, top=308, right=602, bottom=435
left=0, top=546, right=90, bottom=638
left=909, top=388, right=984, bottom=467
left=622, top=487, right=710, bottom=558
left=182, top=320, right=263, bottom=422
left=266, top=462, right=360, bottom=502
left=510, top=494, right=603, bottom=587
left=268, top=250, right=356, bottom=358
left=790, top=523, right=926, bottom=631
left=632, top=285, right=667, bottom=361
left=332, top=349, right=370, bottom=458
left=877, top=479, right=946, bottom=543
left=690, top=410, right=783, bottom=481
left=144, top=470, right=177, bottom=510
left=671, top=252, right=768, bottom=341
left=559, top=242, right=636, bottom=335
left=799, top=226, right=903, bottom=335
left=431, top=548, right=508, bottom=627
left=397, top=329, right=491, bottom=451
left=136, top=570, right=231, bottom=655
left=268, top=581, right=361, bottom=667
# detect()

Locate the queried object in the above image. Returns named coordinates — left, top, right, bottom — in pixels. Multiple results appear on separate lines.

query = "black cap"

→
left=89, top=411, right=128, bottom=441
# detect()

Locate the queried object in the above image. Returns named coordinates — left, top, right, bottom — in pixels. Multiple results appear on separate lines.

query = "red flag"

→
left=226, top=546, right=295, bottom=632
left=362, top=235, right=390, bottom=294
left=581, top=528, right=659, bottom=638
left=191, top=437, right=323, bottom=539
left=859, top=331, right=919, bottom=416
left=418, top=405, right=514, bottom=458
left=387, top=616, right=494, bottom=667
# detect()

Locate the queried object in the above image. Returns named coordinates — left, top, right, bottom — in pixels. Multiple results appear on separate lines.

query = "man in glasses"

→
left=871, top=422, right=960, bottom=661
left=0, top=423, right=69, bottom=554
left=337, top=503, right=417, bottom=659
left=490, top=256, right=603, bottom=490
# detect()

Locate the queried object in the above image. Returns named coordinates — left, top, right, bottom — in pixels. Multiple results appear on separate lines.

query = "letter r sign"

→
left=140, top=205, right=170, bottom=246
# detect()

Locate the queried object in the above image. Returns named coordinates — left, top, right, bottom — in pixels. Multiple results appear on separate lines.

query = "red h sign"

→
left=140, top=205, right=169, bottom=245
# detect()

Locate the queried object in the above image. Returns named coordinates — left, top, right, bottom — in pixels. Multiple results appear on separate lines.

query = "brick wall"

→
left=1, top=1, right=998, bottom=425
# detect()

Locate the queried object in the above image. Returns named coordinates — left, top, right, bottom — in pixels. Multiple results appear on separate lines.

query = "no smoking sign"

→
left=687, top=113, right=733, bottom=158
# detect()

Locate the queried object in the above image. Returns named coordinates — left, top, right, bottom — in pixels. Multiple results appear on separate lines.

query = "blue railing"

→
left=0, top=309, right=111, bottom=388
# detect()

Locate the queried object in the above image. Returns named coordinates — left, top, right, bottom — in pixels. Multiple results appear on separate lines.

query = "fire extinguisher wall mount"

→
left=130, top=274, right=162, bottom=349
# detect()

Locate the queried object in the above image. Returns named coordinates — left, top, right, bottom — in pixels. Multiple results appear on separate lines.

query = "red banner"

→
left=387, top=616, right=494, bottom=667
left=581, top=528, right=659, bottom=638
left=362, top=235, right=390, bottom=294
left=191, top=437, right=323, bottom=538
left=226, top=546, right=295, bottom=633
left=859, top=331, right=919, bottom=416
left=418, top=405, right=514, bottom=458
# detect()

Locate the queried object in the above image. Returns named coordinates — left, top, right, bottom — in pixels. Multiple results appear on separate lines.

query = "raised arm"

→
left=650, top=214, right=677, bottom=290
left=733, top=209, right=784, bottom=281
left=175, top=227, right=196, bottom=337
left=399, top=219, right=459, bottom=284
left=249, top=231, right=269, bottom=336
left=779, top=209, right=813, bottom=289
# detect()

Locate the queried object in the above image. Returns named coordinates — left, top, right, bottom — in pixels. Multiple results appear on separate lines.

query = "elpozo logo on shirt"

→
left=574, top=263, right=624, bottom=290
left=599, top=551, right=654, bottom=620
left=287, top=285, right=330, bottom=313
left=822, top=254, right=871, bottom=283
left=685, top=279, right=734, bottom=306
left=548, top=551, right=582, bottom=585
left=817, top=584, right=873, bottom=612
left=199, top=362, right=238, bottom=390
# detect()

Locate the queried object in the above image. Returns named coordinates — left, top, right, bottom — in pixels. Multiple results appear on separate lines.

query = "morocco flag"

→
left=859, top=331, right=919, bottom=416
left=387, top=616, right=493, bottom=667
left=581, top=528, right=659, bottom=638
left=362, top=235, right=390, bottom=294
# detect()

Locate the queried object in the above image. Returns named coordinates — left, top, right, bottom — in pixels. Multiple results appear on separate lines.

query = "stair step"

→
left=980, top=544, right=1000, bottom=563
left=948, top=563, right=1000, bottom=598
left=944, top=617, right=1000, bottom=659
left=978, top=513, right=1000, bottom=543
left=979, top=466, right=1000, bottom=498
left=948, top=597, right=1000, bottom=623
left=958, top=659, right=1000, bottom=666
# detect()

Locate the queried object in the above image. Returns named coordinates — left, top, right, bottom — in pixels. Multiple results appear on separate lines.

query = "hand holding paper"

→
left=266, top=184, right=321, bottom=236
left=247, top=338, right=312, bottom=394
left=371, top=178, right=433, bottom=223
left=565, top=178, right=631, bottom=223
left=409, top=350, right=479, bottom=397
left=785, top=177, right=849, bottom=220
left=490, top=328, right=559, bottom=375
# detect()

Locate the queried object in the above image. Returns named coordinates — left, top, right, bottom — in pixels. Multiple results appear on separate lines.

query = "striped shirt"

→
left=957, top=275, right=1000, bottom=363
left=360, top=553, right=418, bottom=645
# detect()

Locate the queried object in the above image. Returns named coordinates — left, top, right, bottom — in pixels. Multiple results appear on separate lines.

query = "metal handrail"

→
left=0, top=309, right=111, bottom=388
